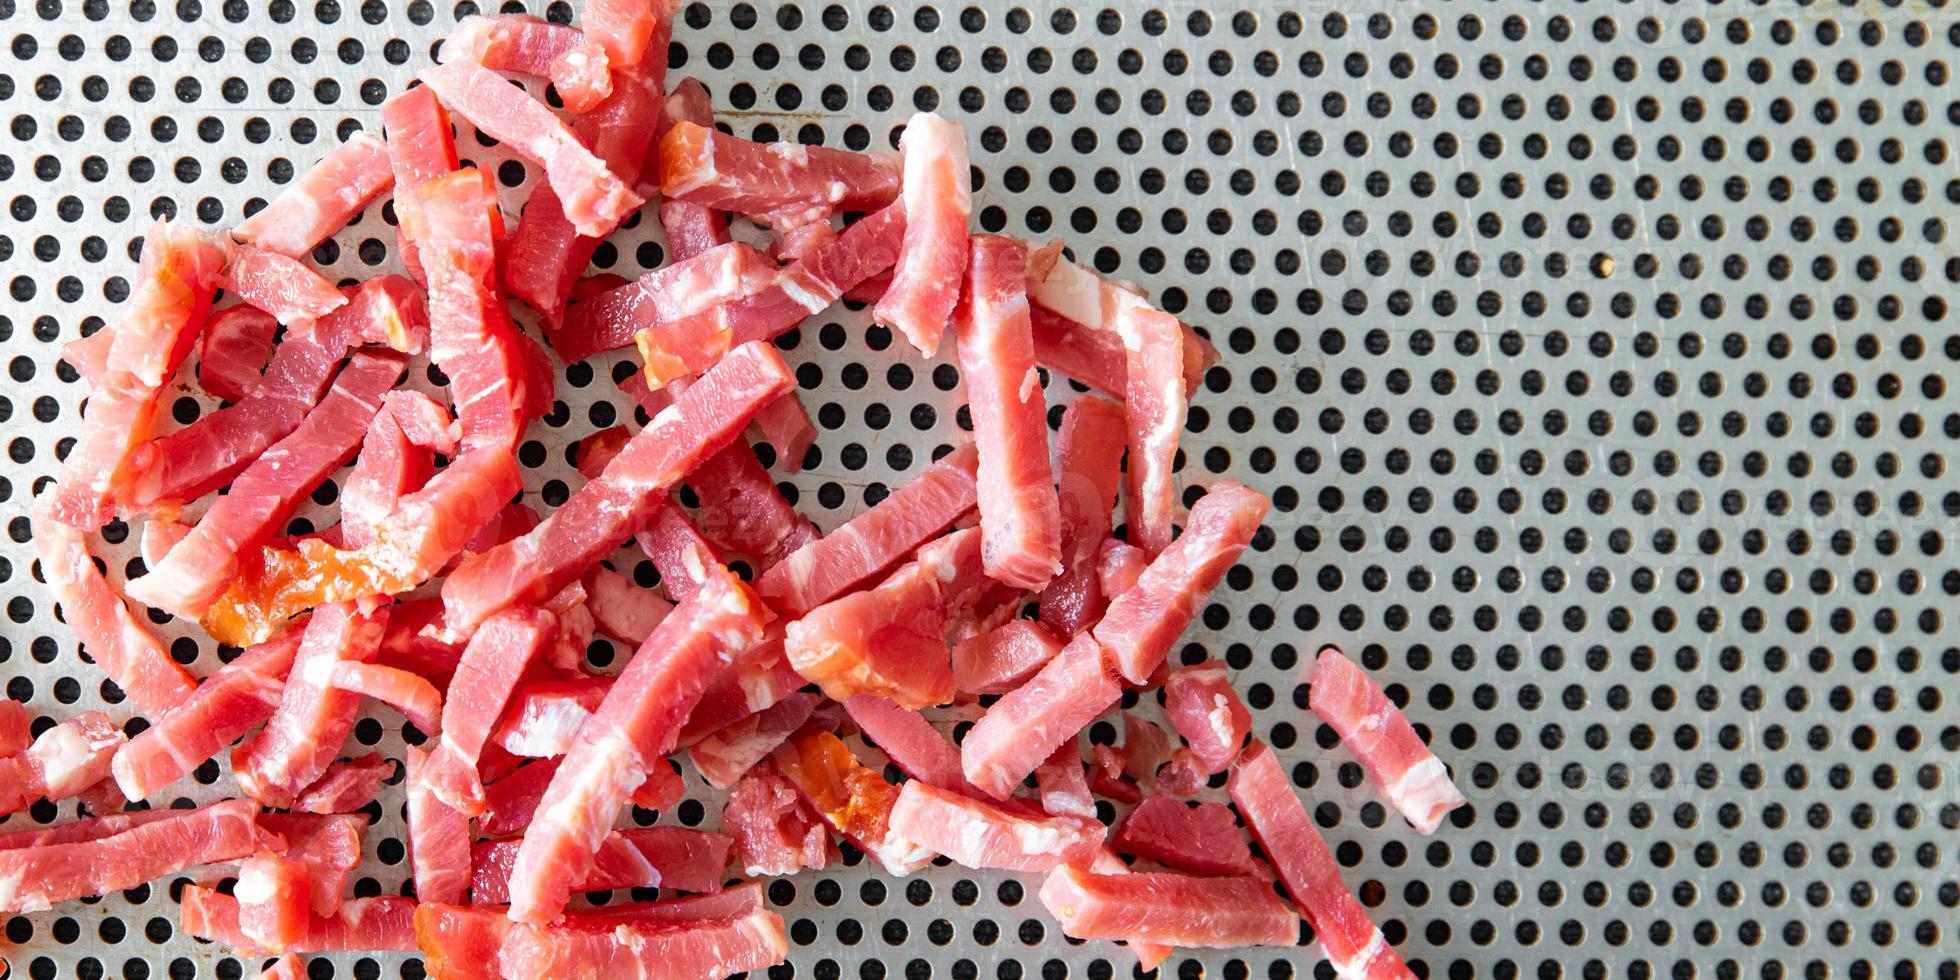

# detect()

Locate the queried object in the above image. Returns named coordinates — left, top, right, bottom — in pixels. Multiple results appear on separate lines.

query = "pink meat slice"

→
left=840, top=694, right=982, bottom=796
left=1097, top=538, right=1147, bottom=601
left=231, top=603, right=389, bottom=807
left=583, top=566, right=673, bottom=645
left=1111, top=797, right=1254, bottom=876
left=688, top=692, right=819, bottom=790
left=658, top=120, right=901, bottom=226
left=132, top=276, right=430, bottom=508
left=1038, top=395, right=1127, bottom=635
left=1036, top=863, right=1299, bottom=948
left=181, top=886, right=418, bottom=954
left=962, top=632, right=1121, bottom=800
left=1116, top=300, right=1187, bottom=556
left=256, top=812, right=367, bottom=914
left=496, top=902, right=787, bottom=979
left=339, top=390, right=458, bottom=549
left=1034, top=744, right=1094, bottom=818
left=470, top=827, right=732, bottom=903
left=50, top=219, right=228, bottom=527
left=331, top=662, right=443, bottom=734
left=379, top=85, right=456, bottom=287
left=504, top=567, right=766, bottom=923
left=875, top=112, right=971, bottom=354
left=758, top=440, right=979, bottom=616
left=634, top=505, right=723, bottom=603
left=236, top=853, right=313, bottom=951
left=32, top=507, right=198, bottom=715
left=289, top=754, right=394, bottom=814
left=889, top=780, right=1103, bottom=872
left=635, top=204, right=905, bottom=389
left=685, top=438, right=817, bottom=567
left=479, top=758, right=560, bottom=837
left=0, top=711, right=125, bottom=815
left=414, top=890, right=767, bottom=979
left=440, top=340, right=793, bottom=638
left=750, top=393, right=818, bottom=474
left=441, top=14, right=588, bottom=77
left=220, top=245, right=349, bottom=325
left=675, top=629, right=802, bottom=746
left=577, top=0, right=663, bottom=68
left=1308, top=646, right=1466, bottom=835
left=952, top=617, right=1065, bottom=696
left=1025, top=269, right=1214, bottom=400
left=549, top=42, right=613, bottom=113
left=111, top=624, right=304, bottom=800
left=405, top=746, right=473, bottom=905
left=234, top=131, right=394, bottom=257
left=126, top=350, right=408, bottom=619
left=721, top=766, right=834, bottom=876
left=1122, top=713, right=1172, bottom=785
left=1092, top=481, right=1271, bottom=685
left=950, top=235, right=1062, bottom=587
left=196, top=305, right=279, bottom=402
left=0, top=798, right=266, bottom=913
left=414, top=606, right=557, bottom=815
left=1162, top=662, right=1253, bottom=774
left=0, top=810, right=180, bottom=851
left=0, top=699, right=29, bottom=757
left=649, top=78, right=729, bottom=250
left=489, top=676, right=612, bottom=758
left=557, top=240, right=775, bottom=364
left=420, top=59, right=642, bottom=236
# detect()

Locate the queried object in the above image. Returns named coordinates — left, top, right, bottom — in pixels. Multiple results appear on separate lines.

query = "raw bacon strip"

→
left=750, top=393, right=817, bottom=474
left=584, top=566, right=672, bottom=645
left=840, top=694, right=982, bottom=797
left=658, top=121, right=902, bottom=226
left=236, top=854, right=313, bottom=951
left=1037, top=863, right=1298, bottom=948
left=951, top=235, right=1061, bottom=587
left=111, top=625, right=304, bottom=800
left=784, top=527, right=987, bottom=707
left=1230, top=741, right=1413, bottom=978
left=221, top=245, right=349, bottom=325
left=331, top=662, right=443, bottom=734
left=0, top=711, right=125, bottom=815
left=504, top=567, right=765, bottom=923
left=127, top=350, right=408, bottom=619
left=289, top=755, right=393, bottom=814
left=418, top=606, right=556, bottom=814
left=231, top=603, right=389, bottom=808
left=441, top=341, right=792, bottom=637
left=1308, top=646, right=1466, bottom=835
left=253, top=813, right=362, bottom=915
left=1115, top=299, right=1186, bottom=556
left=420, top=60, right=642, bottom=236
left=962, top=633, right=1121, bottom=800
left=758, top=440, right=978, bottom=616
left=470, top=827, right=732, bottom=903
left=0, top=700, right=29, bottom=757
left=479, top=759, right=559, bottom=837
left=875, top=112, right=971, bottom=354
left=32, top=507, right=198, bottom=715
left=722, top=767, right=833, bottom=876
left=234, top=132, right=395, bottom=257
left=415, top=167, right=538, bottom=452
left=485, top=902, right=786, bottom=979
left=0, top=811, right=179, bottom=850
left=1097, top=538, right=1147, bottom=599
left=675, top=629, right=801, bottom=746
left=440, top=15, right=602, bottom=101
left=1038, top=395, right=1126, bottom=635
left=489, top=676, right=611, bottom=758
left=406, top=747, right=472, bottom=905
left=1162, top=662, right=1253, bottom=774
left=1092, top=481, right=1270, bottom=685
left=1035, top=744, right=1094, bottom=819
left=769, top=727, right=933, bottom=875
left=1026, top=268, right=1214, bottom=399
left=688, top=692, right=818, bottom=790
left=503, top=63, right=662, bottom=322
left=51, top=219, right=228, bottom=527
left=889, top=781, right=1103, bottom=872
left=634, top=204, right=905, bottom=389
left=0, top=798, right=265, bottom=913
left=196, top=305, right=279, bottom=402
left=556, top=240, right=775, bottom=364
left=951, top=618, right=1064, bottom=696
left=379, top=85, right=457, bottom=286
left=181, top=886, right=418, bottom=954
left=635, top=505, right=722, bottom=602
left=339, top=390, right=458, bottom=549
left=1111, top=798, right=1254, bottom=876
left=133, top=276, right=431, bottom=508
left=649, top=78, right=729, bottom=248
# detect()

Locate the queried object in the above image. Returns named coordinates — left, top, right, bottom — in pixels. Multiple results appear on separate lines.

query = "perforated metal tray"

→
left=6, top=1, right=1960, bottom=976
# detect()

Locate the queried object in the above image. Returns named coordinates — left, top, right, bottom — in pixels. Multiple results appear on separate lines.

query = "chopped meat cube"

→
left=1092, top=481, right=1270, bottom=685
left=1038, top=395, right=1127, bottom=635
left=406, top=746, right=473, bottom=905
left=470, top=827, right=731, bottom=903
left=1162, top=662, right=1253, bottom=774
left=875, top=112, right=971, bottom=354
left=32, top=506, right=198, bottom=716
left=1036, top=863, right=1299, bottom=948
left=962, top=633, right=1121, bottom=800
left=233, top=131, right=394, bottom=257
left=195, top=305, right=279, bottom=403
left=658, top=120, right=901, bottom=227
left=1111, top=797, right=1254, bottom=876
left=220, top=245, right=350, bottom=325
left=722, top=767, right=834, bottom=876
left=1308, top=646, right=1466, bottom=835
left=688, top=692, right=819, bottom=790
left=770, top=727, right=934, bottom=875
left=0, top=799, right=267, bottom=913
left=289, top=754, right=394, bottom=815
left=578, top=0, right=665, bottom=68
left=549, top=42, right=613, bottom=113
left=231, top=603, right=389, bottom=808
left=952, top=618, right=1064, bottom=695
left=888, top=781, right=1102, bottom=872
left=759, top=441, right=979, bottom=616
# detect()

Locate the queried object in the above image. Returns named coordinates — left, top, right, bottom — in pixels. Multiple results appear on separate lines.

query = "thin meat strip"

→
left=0, top=799, right=268, bottom=913
left=32, top=505, right=198, bottom=715
left=1036, top=863, right=1299, bottom=949
left=111, top=624, right=306, bottom=800
left=230, top=603, right=390, bottom=808
left=1308, top=646, right=1466, bottom=835
left=657, top=120, right=901, bottom=227
left=232, top=131, right=394, bottom=257
left=961, top=633, right=1122, bottom=800
left=1037, top=395, right=1127, bottom=635
left=874, top=111, right=970, bottom=355
left=417, top=606, right=559, bottom=814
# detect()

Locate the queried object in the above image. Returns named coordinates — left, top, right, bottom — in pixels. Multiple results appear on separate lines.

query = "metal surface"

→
left=3, top=0, right=1959, bottom=976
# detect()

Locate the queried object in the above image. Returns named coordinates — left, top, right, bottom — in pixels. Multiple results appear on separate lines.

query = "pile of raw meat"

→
left=8, top=1, right=1466, bottom=977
